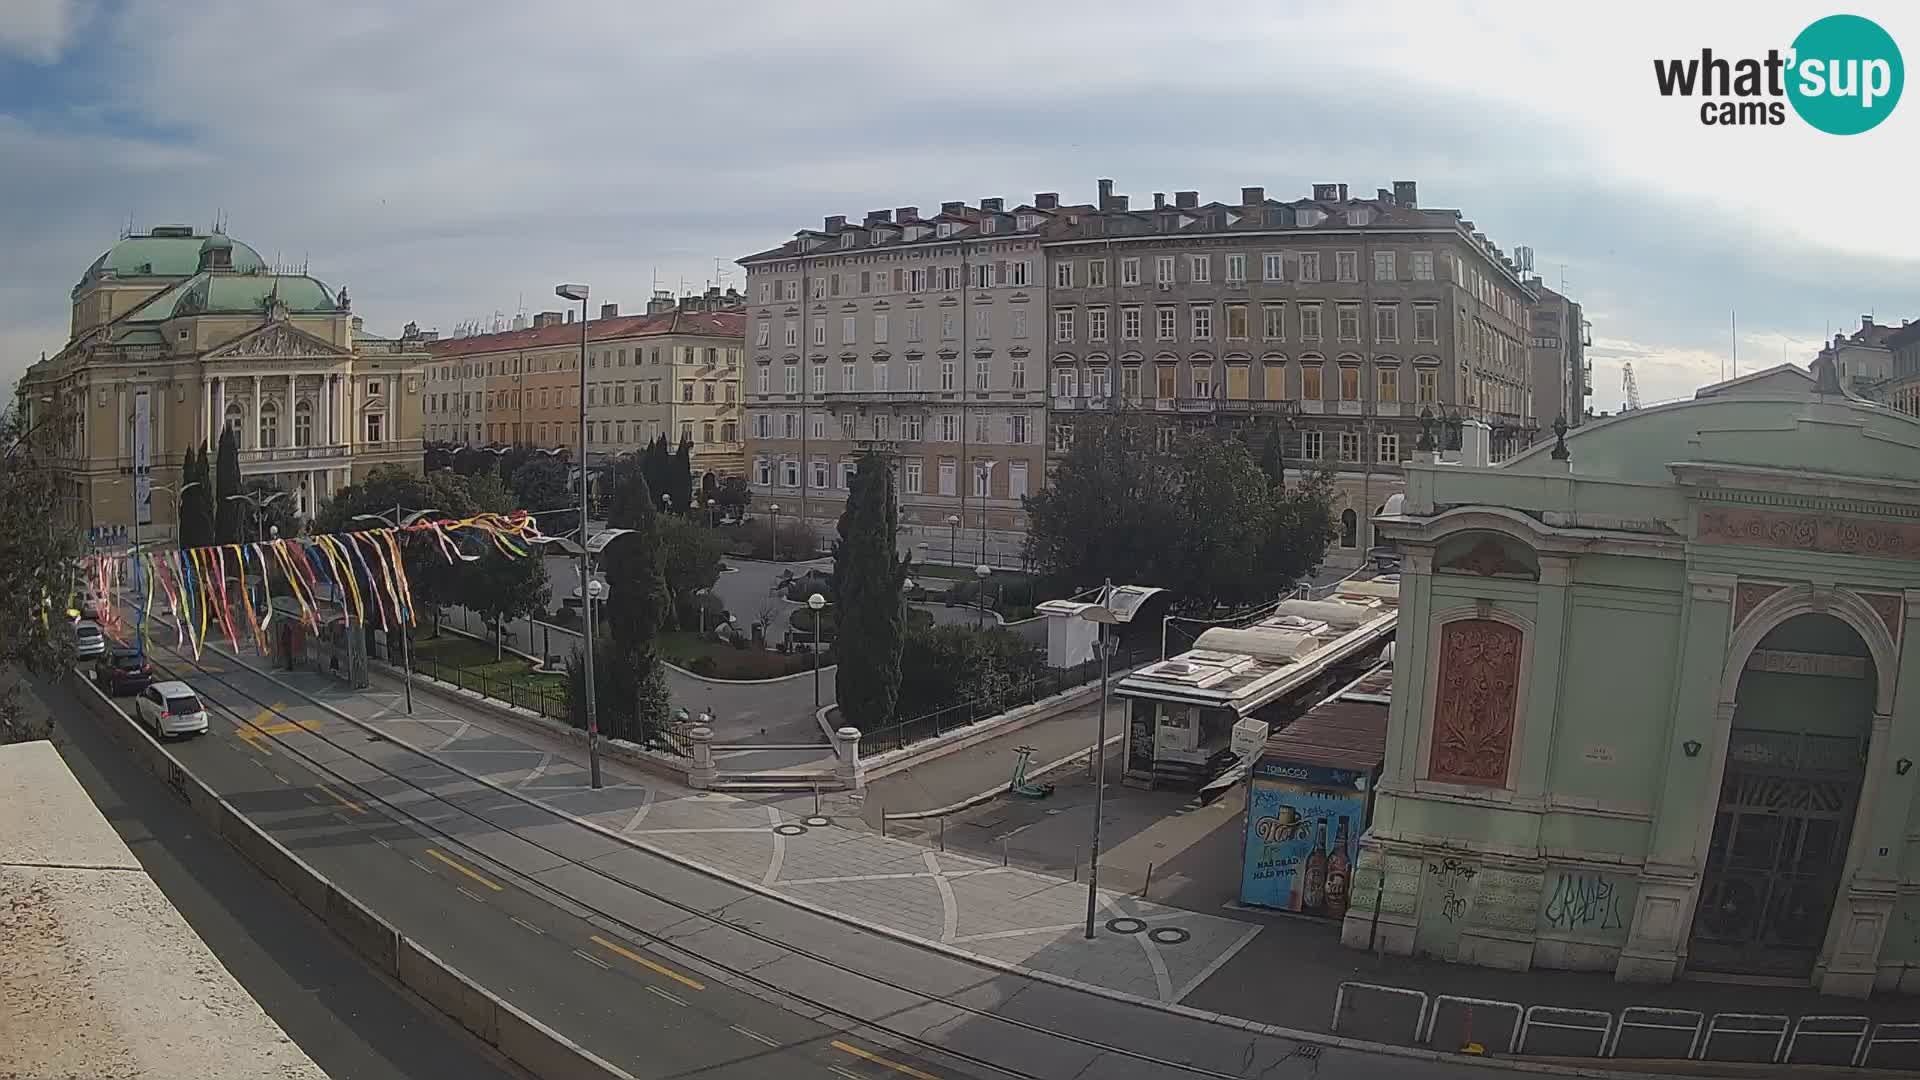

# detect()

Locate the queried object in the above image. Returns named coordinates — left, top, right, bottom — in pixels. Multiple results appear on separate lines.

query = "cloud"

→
left=0, top=0, right=90, bottom=64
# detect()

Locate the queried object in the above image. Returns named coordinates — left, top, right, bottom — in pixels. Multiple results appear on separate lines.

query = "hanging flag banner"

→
left=78, top=509, right=550, bottom=659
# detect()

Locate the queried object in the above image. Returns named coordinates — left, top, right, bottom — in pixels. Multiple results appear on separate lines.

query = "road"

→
left=63, top=649, right=978, bottom=1080
left=41, top=672, right=526, bottom=1080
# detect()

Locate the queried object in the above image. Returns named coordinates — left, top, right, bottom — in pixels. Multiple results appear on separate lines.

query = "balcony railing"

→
left=816, top=389, right=941, bottom=405
left=239, top=443, right=351, bottom=465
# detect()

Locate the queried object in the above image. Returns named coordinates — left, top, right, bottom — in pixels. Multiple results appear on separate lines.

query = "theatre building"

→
left=1346, top=360, right=1920, bottom=997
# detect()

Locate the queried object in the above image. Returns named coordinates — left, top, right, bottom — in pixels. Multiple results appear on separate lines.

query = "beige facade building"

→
left=17, top=225, right=428, bottom=539
left=425, top=297, right=745, bottom=483
left=737, top=199, right=1056, bottom=563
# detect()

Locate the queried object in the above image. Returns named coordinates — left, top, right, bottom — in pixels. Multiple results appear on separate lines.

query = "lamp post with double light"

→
left=535, top=525, right=631, bottom=790
left=352, top=506, right=443, bottom=715
left=1079, top=583, right=1163, bottom=939
left=224, top=489, right=289, bottom=544
left=556, top=283, right=602, bottom=786
left=807, top=592, right=827, bottom=710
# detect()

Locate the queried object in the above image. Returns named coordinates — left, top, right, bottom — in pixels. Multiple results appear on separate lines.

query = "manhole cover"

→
left=773, top=823, right=808, bottom=836
left=1148, top=927, right=1191, bottom=945
left=1106, top=917, right=1147, bottom=934
left=803, top=815, right=831, bottom=827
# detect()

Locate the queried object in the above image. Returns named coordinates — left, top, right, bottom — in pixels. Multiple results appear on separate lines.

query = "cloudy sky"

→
left=4, top=0, right=1917, bottom=408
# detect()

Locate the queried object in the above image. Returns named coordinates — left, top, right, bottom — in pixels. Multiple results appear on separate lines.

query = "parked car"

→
left=132, top=680, right=209, bottom=739
left=72, top=619, right=106, bottom=659
left=94, top=647, right=155, bottom=696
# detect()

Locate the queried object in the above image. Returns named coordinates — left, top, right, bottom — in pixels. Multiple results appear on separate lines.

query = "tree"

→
left=895, top=624, right=1044, bottom=722
left=1170, top=435, right=1290, bottom=607
left=641, top=436, right=673, bottom=514
left=238, top=477, right=299, bottom=541
left=451, top=447, right=493, bottom=477
left=599, top=456, right=669, bottom=656
left=565, top=639, right=671, bottom=745
left=497, top=444, right=536, bottom=494
left=713, top=475, right=752, bottom=520
left=508, top=454, right=571, bottom=513
left=314, top=464, right=474, bottom=634
left=1022, top=413, right=1183, bottom=593
left=670, top=435, right=695, bottom=514
left=831, top=452, right=908, bottom=730
left=178, top=442, right=216, bottom=550
left=468, top=544, right=550, bottom=660
left=213, top=426, right=243, bottom=545
left=1257, top=428, right=1289, bottom=490
left=0, top=405, right=83, bottom=743
left=655, top=515, right=724, bottom=629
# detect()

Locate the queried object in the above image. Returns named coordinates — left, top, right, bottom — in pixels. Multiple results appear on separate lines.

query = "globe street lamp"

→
left=807, top=592, right=827, bottom=711
left=946, top=514, right=961, bottom=566
left=974, top=564, right=991, bottom=628
left=768, top=503, right=781, bottom=561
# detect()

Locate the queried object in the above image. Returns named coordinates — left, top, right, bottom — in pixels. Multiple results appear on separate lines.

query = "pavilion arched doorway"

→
left=1688, top=613, right=1877, bottom=978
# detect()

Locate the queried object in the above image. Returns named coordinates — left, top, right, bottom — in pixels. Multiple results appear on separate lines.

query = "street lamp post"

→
left=1077, top=583, right=1163, bottom=939
left=352, top=506, right=440, bottom=715
left=974, top=564, right=990, bottom=628
left=129, top=479, right=200, bottom=658
left=946, top=514, right=960, bottom=567
left=807, top=592, right=826, bottom=711
left=556, top=282, right=600, bottom=789
left=768, top=503, right=780, bottom=561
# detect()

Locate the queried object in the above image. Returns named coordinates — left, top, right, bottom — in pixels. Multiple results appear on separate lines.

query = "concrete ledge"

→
left=323, top=886, right=400, bottom=975
left=220, top=802, right=330, bottom=919
left=399, top=939, right=500, bottom=1044
left=861, top=677, right=1106, bottom=783
left=495, top=999, right=638, bottom=1080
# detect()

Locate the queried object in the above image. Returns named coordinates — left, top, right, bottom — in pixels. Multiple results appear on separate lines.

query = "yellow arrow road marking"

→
left=233, top=707, right=318, bottom=754
left=590, top=934, right=706, bottom=991
left=315, top=781, right=366, bottom=815
left=423, top=848, right=502, bottom=891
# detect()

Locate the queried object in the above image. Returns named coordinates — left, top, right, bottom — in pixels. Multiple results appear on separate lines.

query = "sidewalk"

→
left=864, top=694, right=1115, bottom=817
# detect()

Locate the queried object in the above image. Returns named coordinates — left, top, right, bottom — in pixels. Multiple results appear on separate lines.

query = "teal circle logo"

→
left=1787, top=15, right=1903, bottom=135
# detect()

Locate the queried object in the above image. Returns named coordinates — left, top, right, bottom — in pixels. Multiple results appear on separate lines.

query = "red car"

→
left=94, top=647, right=155, bottom=696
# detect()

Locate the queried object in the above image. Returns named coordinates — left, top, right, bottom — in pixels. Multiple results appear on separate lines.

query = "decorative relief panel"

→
left=1468, top=867, right=1545, bottom=933
left=1699, top=507, right=1920, bottom=563
left=1428, top=619, right=1524, bottom=786
left=1733, top=582, right=1785, bottom=628
left=1436, top=535, right=1539, bottom=580
left=1863, top=592, right=1904, bottom=645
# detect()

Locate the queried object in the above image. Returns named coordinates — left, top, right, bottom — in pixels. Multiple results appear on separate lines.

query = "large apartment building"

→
left=738, top=199, right=1058, bottom=563
left=1043, top=179, right=1544, bottom=564
left=424, top=294, right=746, bottom=483
left=1528, top=282, right=1591, bottom=427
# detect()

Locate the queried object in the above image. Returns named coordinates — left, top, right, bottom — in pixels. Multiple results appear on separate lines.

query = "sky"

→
left=3, top=0, right=1918, bottom=409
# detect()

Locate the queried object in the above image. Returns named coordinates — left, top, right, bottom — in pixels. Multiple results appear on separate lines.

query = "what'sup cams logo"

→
left=1654, top=14, right=1903, bottom=133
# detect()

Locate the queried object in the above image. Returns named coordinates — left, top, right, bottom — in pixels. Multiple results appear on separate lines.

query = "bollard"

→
left=1141, top=861, right=1154, bottom=898
left=939, top=816, right=945, bottom=852
left=878, top=802, right=886, bottom=837
left=813, top=781, right=820, bottom=817
left=1073, top=846, right=1080, bottom=882
left=1002, top=838, right=1009, bottom=867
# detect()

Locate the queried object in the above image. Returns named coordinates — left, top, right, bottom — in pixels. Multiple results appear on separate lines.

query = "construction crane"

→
left=1622, top=363, right=1642, bottom=411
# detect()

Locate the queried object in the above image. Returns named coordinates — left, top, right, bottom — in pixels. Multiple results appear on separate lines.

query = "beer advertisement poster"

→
left=1240, top=764, right=1367, bottom=916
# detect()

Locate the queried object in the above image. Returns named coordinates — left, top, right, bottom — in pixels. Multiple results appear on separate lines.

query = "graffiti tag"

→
left=1543, top=872, right=1626, bottom=932
left=1427, top=858, right=1477, bottom=924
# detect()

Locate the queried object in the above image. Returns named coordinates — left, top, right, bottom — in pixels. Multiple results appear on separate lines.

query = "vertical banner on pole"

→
left=133, top=387, right=153, bottom=527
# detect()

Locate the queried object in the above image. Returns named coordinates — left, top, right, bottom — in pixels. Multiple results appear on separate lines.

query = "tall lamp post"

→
left=1079, top=583, right=1163, bottom=939
left=946, top=514, right=960, bottom=567
left=556, top=282, right=600, bottom=787
left=768, top=503, right=780, bottom=561
left=807, top=592, right=827, bottom=711
left=974, top=564, right=991, bottom=628
left=225, top=489, right=289, bottom=544
left=352, top=506, right=442, bottom=715
left=127, top=479, right=200, bottom=658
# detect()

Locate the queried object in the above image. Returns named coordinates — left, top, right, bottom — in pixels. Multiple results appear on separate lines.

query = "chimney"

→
left=1096, top=178, right=1114, bottom=209
left=1151, top=193, right=1164, bottom=210
left=1337, top=183, right=1349, bottom=201
left=868, top=209, right=892, bottom=224
left=825, top=214, right=846, bottom=231
left=600, top=303, right=619, bottom=320
left=1241, top=186, right=1265, bottom=206
left=648, top=290, right=675, bottom=316
left=1174, top=191, right=1198, bottom=209
left=895, top=206, right=918, bottom=222
left=1377, top=188, right=1392, bottom=202
left=980, top=197, right=1003, bottom=213
left=940, top=200, right=964, bottom=215
left=566, top=310, right=574, bottom=324
left=1111, top=195, right=1129, bottom=212
left=1862, top=315, right=1874, bottom=331
left=1393, top=180, right=1418, bottom=207
left=1312, top=183, right=1339, bottom=201
left=1034, top=192, right=1059, bottom=210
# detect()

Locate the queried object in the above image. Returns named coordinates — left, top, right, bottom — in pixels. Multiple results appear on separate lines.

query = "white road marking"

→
left=572, top=949, right=610, bottom=969
left=762, top=805, right=785, bottom=886
left=372, top=837, right=391, bottom=849
left=510, top=916, right=545, bottom=935
left=925, top=851, right=959, bottom=943
left=409, top=859, right=434, bottom=874
left=457, top=886, right=486, bottom=903
left=731, top=1025, right=778, bottom=1047
left=646, top=986, right=687, bottom=1007
left=516, top=753, right=552, bottom=789
left=302, top=792, right=321, bottom=805
left=332, top=812, right=353, bottom=826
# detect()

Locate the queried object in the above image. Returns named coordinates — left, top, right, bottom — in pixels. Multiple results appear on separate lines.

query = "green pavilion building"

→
left=1346, top=359, right=1920, bottom=997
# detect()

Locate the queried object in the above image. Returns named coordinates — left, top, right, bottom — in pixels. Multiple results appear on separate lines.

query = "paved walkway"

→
left=865, top=694, right=1116, bottom=818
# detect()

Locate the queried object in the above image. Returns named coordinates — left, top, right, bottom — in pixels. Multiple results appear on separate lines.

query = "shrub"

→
left=687, top=655, right=719, bottom=677
left=895, top=623, right=1045, bottom=720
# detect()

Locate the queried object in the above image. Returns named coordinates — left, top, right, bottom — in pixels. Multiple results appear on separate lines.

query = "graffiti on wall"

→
left=1428, top=858, right=1478, bottom=923
left=1539, top=868, right=1635, bottom=941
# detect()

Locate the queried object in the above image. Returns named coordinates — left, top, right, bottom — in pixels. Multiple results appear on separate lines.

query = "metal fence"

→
left=862, top=643, right=1148, bottom=757
left=411, top=653, right=569, bottom=723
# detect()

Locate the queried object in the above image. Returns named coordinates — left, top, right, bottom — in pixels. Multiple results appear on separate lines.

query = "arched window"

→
left=258, top=400, right=279, bottom=449
left=1339, top=508, right=1358, bottom=548
left=294, top=400, right=313, bottom=447
left=224, top=401, right=244, bottom=441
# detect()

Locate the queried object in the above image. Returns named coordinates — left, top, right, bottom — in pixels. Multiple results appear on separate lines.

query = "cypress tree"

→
left=831, top=451, right=907, bottom=730
left=180, top=441, right=217, bottom=549
left=601, top=455, right=669, bottom=657
left=213, top=426, right=243, bottom=545
left=671, top=434, right=694, bottom=515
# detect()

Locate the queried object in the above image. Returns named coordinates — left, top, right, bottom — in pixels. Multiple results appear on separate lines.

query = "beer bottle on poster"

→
left=1303, top=819, right=1329, bottom=914
left=1326, top=816, right=1352, bottom=922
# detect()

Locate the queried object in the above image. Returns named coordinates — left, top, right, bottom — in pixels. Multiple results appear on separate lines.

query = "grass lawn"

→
left=910, top=563, right=979, bottom=581
left=412, top=631, right=568, bottom=719
left=658, top=630, right=821, bottom=680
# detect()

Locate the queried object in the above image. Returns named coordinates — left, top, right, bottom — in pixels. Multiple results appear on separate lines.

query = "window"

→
left=812, top=459, right=829, bottom=489
left=1336, top=252, right=1358, bottom=282
left=1050, top=423, right=1074, bottom=452
left=974, top=262, right=996, bottom=289
left=1157, top=306, right=1177, bottom=341
left=860, top=270, right=872, bottom=293
left=1192, top=364, right=1214, bottom=400
left=907, top=361, right=922, bottom=389
left=840, top=414, right=854, bottom=438
left=1339, top=508, right=1357, bottom=548
left=1337, top=305, right=1360, bottom=342
left=1417, top=369, right=1437, bottom=403
left=1011, top=309, right=1027, bottom=338
left=1087, top=259, right=1107, bottom=288
left=1262, top=304, right=1286, bottom=341
left=940, top=312, right=956, bottom=340
left=1302, top=430, right=1323, bottom=459
left=702, top=420, right=715, bottom=444
left=1378, top=367, right=1399, bottom=402
left=1414, top=304, right=1437, bottom=343
left=1379, top=432, right=1400, bottom=462
left=756, top=323, right=771, bottom=348
left=1373, top=251, right=1395, bottom=281
left=258, top=401, right=279, bottom=448
left=874, top=313, right=889, bottom=342
left=1156, top=255, right=1176, bottom=284
left=1008, top=260, right=1030, bottom=287
left=755, top=458, right=771, bottom=486
left=1054, top=367, right=1079, bottom=398
left=1055, top=309, right=1075, bottom=343
left=1340, top=366, right=1360, bottom=401
left=1263, top=253, right=1284, bottom=281
left=758, top=282, right=772, bottom=304
left=842, top=315, right=856, bottom=343
left=293, top=401, right=312, bottom=446
left=1299, top=252, right=1321, bottom=282
left=1055, top=261, right=1073, bottom=288
left=782, top=460, right=799, bottom=487
left=1375, top=304, right=1399, bottom=343
left=1121, top=258, right=1140, bottom=286
left=1089, top=307, right=1108, bottom=342
left=872, top=414, right=888, bottom=440
left=909, top=313, right=926, bottom=342
left=753, top=413, right=770, bottom=438
left=909, top=268, right=927, bottom=292
left=783, top=320, right=798, bottom=347
left=1226, top=303, right=1249, bottom=340
left=1226, top=254, right=1246, bottom=283
left=938, top=412, right=956, bottom=441
left=1190, top=305, right=1212, bottom=341
left=1121, top=306, right=1142, bottom=341
left=682, top=380, right=696, bottom=402
left=1303, top=364, right=1324, bottom=400
left=1010, top=357, right=1026, bottom=389
left=1156, top=365, right=1176, bottom=401
left=1188, top=255, right=1211, bottom=283
left=938, top=460, right=957, bottom=496
left=974, top=308, right=990, bottom=339
left=1004, top=414, right=1029, bottom=446
left=940, top=360, right=956, bottom=391
left=725, top=383, right=736, bottom=402
left=812, top=277, right=826, bottom=299
left=874, top=361, right=890, bottom=390
left=842, top=363, right=857, bottom=390
left=974, top=357, right=989, bottom=391
left=783, top=412, right=797, bottom=438
left=973, top=411, right=989, bottom=443
left=1009, top=461, right=1029, bottom=499
left=1339, top=431, right=1360, bottom=462
left=365, top=412, right=384, bottom=443
left=904, top=459, right=923, bottom=493
left=1412, top=251, right=1435, bottom=280
left=1087, top=366, right=1110, bottom=399
left=901, top=414, right=922, bottom=440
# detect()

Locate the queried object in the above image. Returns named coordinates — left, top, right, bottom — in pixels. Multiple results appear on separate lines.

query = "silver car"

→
left=72, top=619, right=106, bottom=659
left=133, top=680, right=210, bottom=739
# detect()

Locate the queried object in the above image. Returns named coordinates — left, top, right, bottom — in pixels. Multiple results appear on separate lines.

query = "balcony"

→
left=1300, top=399, right=1326, bottom=415
left=1336, top=400, right=1363, bottom=416
left=239, top=443, right=351, bottom=466
left=816, top=389, right=939, bottom=406
left=1052, top=396, right=1110, bottom=412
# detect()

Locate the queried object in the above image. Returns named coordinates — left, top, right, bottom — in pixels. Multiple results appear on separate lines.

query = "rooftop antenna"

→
left=1731, top=310, right=1737, bottom=380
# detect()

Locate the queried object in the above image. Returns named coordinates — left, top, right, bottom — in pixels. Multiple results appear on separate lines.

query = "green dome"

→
left=81, top=228, right=266, bottom=285
left=125, top=273, right=340, bottom=323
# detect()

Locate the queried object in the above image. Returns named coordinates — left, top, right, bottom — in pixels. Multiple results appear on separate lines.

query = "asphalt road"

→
left=42, top=672, right=526, bottom=1080
left=60, top=654, right=976, bottom=1080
